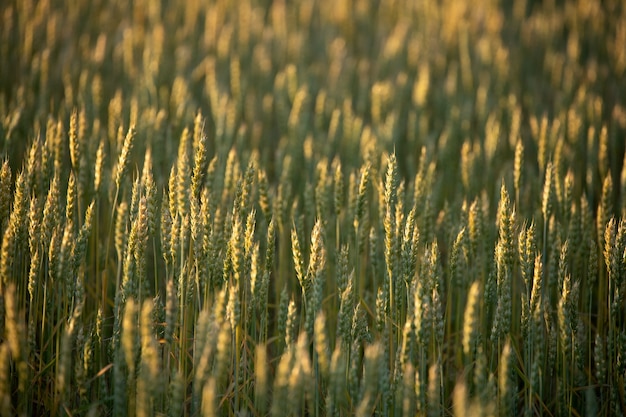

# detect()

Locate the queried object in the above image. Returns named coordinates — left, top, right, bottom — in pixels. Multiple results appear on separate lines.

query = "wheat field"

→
left=1, top=0, right=626, bottom=416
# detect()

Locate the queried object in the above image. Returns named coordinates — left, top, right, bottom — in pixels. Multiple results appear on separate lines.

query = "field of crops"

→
left=1, top=0, right=626, bottom=415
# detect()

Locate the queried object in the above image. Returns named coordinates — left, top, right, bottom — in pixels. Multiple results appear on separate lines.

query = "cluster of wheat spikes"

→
left=1, top=0, right=626, bottom=416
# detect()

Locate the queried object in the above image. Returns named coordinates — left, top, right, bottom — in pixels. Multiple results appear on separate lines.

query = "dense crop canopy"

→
left=1, top=0, right=626, bottom=415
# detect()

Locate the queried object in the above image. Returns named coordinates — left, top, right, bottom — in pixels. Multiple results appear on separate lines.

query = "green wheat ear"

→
left=254, top=343, right=269, bottom=414
left=498, top=337, right=515, bottom=416
left=0, top=161, right=12, bottom=234
left=115, top=125, right=136, bottom=189
left=462, top=280, right=481, bottom=358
